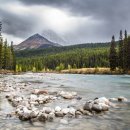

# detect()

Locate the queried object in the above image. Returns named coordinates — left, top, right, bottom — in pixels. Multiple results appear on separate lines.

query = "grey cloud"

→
left=1, top=0, right=130, bottom=44
left=19, top=0, right=130, bottom=36
left=0, top=8, right=37, bottom=38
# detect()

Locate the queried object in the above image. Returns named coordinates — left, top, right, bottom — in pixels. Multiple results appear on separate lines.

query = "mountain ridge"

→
left=14, top=33, right=61, bottom=50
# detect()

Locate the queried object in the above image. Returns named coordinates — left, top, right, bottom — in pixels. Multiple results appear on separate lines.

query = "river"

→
left=0, top=73, right=130, bottom=130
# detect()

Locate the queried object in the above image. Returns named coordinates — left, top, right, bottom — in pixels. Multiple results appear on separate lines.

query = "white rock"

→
left=99, top=103, right=109, bottom=111
left=94, top=97, right=110, bottom=105
left=23, top=107, right=32, bottom=115
left=60, top=119, right=68, bottom=125
left=92, top=104, right=102, bottom=112
left=30, top=110, right=39, bottom=118
left=109, top=98, right=118, bottom=102
left=30, top=94, right=37, bottom=101
left=62, top=108, right=70, bottom=115
left=55, top=111, right=64, bottom=117
left=69, top=108, right=76, bottom=115
left=55, top=106, right=62, bottom=112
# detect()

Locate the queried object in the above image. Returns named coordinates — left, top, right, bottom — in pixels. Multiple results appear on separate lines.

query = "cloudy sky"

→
left=0, top=0, right=130, bottom=45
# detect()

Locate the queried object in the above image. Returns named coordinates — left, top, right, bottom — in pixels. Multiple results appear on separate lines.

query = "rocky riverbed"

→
left=0, top=73, right=130, bottom=130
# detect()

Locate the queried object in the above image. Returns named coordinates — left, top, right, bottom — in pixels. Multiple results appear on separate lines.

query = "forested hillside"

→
left=16, top=43, right=110, bottom=72
left=15, top=42, right=111, bottom=58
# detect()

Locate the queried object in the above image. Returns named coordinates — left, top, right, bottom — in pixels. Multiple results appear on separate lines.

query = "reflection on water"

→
left=0, top=73, right=130, bottom=130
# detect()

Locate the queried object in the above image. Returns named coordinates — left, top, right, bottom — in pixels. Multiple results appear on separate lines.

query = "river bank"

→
left=1, top=67, right=130, bottom=75
left=61, top=68, right=130, bottom=75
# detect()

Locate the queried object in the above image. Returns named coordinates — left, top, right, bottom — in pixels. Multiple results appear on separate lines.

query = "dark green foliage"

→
left=16, top=47, right=109, bottom=72
left=118, top=30, right=124, bottom=69
left=3, top=39, right=8, bottom=69
left=11, top=42, right=16, bottom=71
left=15, top=42, right=112, bottom=58
left=0, top=38, right=3, bottom=69
left=109, top=36, right=117, bottom=71
left=127, top=36, right=130, bottom=70
left=123, top=30, right=128, bottom=72
left=0, top=38, right=16, bottom=71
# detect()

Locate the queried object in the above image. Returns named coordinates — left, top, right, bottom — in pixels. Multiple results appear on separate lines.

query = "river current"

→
left=0, top=73, right=130, bottom=130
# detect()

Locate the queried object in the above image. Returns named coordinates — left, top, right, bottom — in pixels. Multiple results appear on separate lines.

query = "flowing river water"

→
left=0, top=73, right=130, bottom=130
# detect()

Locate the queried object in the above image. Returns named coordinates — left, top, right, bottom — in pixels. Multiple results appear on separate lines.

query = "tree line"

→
left=16, top=47, right=109, bottom=72
left=109, top=30, right=130, bottom=73
left=0, top=38, right=16, bottom=71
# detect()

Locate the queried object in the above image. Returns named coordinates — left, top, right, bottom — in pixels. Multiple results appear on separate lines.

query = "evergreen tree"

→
left=109, top=35, right=117, bottom=71
left=127, top=36, right=130, bottom=70
left=118, top=30, right=124, bottom=69
left=0, top=38, right=3, bottom=69
left=11, top=41, right=16, bottom=71
left=123, top=30, right=128, bottom=72
left=3, top=39, right=8, bottom=69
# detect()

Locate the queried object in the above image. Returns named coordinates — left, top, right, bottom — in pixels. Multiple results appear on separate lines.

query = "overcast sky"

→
left=0, top=0, right=130, bottom=45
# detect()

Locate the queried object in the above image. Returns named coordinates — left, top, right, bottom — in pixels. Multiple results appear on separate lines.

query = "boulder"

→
left=38, top=113, right=48, bottom=122
left=99, top=103, right=109, bottom=111
left=30, top=110, right=39, bottom=118
left=75, top=111, right=82, bottom=115
left=77, top=108, right=84, bottom=114
left=55, top=111, right=64, bottom=117
left=69, top=108, right=76, bottom=115
left=55, top=106, right=62, bottom=112
left=62, top=108, right=70, bottom=115
left=83, top=110, right=92, bottom=116
left=83, top=101, right=93, bottom=111
left=32, top=89, right=48, bottom=95
left=94, top=97, right=109, bottom=105
left=42, top=107, right=52, bottom=114
left=62, top=94, right=74, bottom=99
left=92, top=103, right=109, bottom=112
left=92, top=104, right=102, bottom=112
left=30, top=94, right=38, bottom=102
left=47, top=112, right=55, bottom=122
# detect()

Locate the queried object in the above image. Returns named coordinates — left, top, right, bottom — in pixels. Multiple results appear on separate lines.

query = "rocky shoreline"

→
left=0, top=75, right=129, bottom=124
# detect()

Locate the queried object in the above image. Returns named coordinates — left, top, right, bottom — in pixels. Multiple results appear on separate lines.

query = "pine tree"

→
left=11, top=41, right=16, bottom=71
left=118, top=30, right=124, bottom=70
left=127, top=36, right=130, bottom=70
left=109, top=35, right=117, bottom=71
left=0, top=38, right=3, bottom=69
left=123, top=30, right=128, bottom=72
left=3, top=39, right=8, bottom=69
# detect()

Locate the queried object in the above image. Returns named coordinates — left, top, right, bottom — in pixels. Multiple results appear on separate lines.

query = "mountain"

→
left=42, top=30, right=67, bottom=45
left=14, top=33, right=61, bottom=50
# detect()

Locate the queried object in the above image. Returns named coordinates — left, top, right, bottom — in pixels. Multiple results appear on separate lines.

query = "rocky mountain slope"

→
left=14, top=33, right=61, bottom=50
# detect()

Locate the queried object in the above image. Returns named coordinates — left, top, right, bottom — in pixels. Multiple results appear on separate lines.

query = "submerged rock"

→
left=60, top=119, right=68, bottom=125
left=118, top=96, right=128, bottom=102
left=58, top=91, right=77, bottom=99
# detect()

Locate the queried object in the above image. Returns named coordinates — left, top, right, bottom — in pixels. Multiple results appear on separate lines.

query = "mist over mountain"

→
left=42, top=30, right=68, bottom=45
